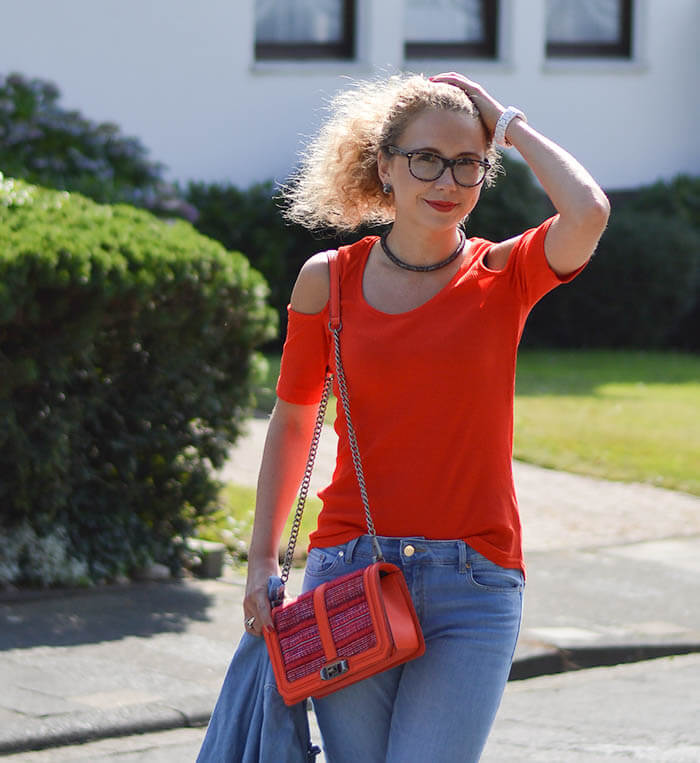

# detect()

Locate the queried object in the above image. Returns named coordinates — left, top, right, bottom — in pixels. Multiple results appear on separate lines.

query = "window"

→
left=255, top=0, right=355, bottom=60
left=405, top=0, right=499, bottom=59
left=546, top=0, right=633, bottom=58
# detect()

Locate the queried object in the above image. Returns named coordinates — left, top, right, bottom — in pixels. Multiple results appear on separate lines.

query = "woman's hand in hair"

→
left=429, top=72, right=505, bottom=136
left=432, top=73, right=609, bottom=276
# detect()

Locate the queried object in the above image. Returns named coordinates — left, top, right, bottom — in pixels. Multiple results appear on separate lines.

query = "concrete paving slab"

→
left=483, top=654, right=700, bottom=762
left=605, top=537, right=700, bottom=574
left=0, top=727, right=207, bottom=762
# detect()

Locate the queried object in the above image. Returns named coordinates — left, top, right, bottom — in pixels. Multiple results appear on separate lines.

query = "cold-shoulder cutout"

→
left=289, top=251, right=334, bottom=315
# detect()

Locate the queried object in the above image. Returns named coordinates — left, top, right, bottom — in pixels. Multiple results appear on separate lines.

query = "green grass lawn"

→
left=514, top=350, right=700, bottom=496
left=197, top=483, right=323, bottom=566
left=199, top=349, right=699, bottom=560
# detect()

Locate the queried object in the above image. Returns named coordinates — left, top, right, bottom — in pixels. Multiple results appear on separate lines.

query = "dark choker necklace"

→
left=380, top=228, right=466, bottom=272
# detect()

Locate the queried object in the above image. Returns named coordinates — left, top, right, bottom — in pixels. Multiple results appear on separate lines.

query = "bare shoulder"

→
left=484, top=235, right=519, bottom=271
left=289, top=251, right=334, bottom=314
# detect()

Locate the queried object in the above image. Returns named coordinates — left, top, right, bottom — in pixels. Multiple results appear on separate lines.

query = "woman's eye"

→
left=416, top=153, right=441, bottom=164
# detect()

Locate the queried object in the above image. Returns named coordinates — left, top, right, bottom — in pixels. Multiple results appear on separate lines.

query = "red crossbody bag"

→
left=264, top=249, right=425, bottom=706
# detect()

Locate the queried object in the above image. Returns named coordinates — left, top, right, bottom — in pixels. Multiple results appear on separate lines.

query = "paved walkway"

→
left=1, top=417, right=699, bottom=760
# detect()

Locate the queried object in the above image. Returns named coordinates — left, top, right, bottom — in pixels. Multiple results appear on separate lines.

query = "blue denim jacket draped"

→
left=196, top=577, right=320, bottom=762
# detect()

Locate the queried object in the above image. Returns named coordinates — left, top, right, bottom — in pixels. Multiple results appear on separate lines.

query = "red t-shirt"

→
left=276, top=217, right=583, bottom=571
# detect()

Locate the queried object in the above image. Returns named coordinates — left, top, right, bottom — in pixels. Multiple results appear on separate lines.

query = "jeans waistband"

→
left=342, top=535, right=483, bottom=572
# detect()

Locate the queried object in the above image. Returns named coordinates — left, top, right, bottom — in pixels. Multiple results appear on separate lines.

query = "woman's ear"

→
left=377, top=149, right=391, bottom=187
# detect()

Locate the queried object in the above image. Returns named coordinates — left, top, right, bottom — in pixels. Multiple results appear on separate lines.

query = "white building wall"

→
left=1, top=0, right=698, bottom=191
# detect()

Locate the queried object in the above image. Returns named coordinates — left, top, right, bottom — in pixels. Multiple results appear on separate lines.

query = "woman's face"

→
left=378, top=107, right=488, bottom=232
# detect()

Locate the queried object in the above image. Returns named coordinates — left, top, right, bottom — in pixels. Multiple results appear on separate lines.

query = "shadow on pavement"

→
left=0, top=581, right=214, bottom=650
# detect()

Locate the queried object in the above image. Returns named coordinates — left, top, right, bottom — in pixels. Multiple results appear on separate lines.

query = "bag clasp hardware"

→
left=320, top=659, right=349, bottom=681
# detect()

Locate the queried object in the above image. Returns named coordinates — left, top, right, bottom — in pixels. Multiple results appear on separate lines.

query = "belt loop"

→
left=458, top=541, right=468, bottom=573
left=344, top=536, right=360, bottom=563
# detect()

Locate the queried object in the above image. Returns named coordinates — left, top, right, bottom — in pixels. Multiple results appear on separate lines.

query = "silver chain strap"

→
left=280, top=325, right=384, bottom=583
left=330, top=327, right=384, bottom=562
left=280, top=374, right=332, bottom=584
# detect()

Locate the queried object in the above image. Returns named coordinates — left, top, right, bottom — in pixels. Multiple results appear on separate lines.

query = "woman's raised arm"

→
left=431, top=72, right=610, bottom=276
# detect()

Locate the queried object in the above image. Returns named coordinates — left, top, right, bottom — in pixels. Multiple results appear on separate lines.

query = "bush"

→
left=0, top=72, right=196, bottom=220
left=612, top=174, right=700, bottom=228
left=0, top=521, right=90, bottom=587
left=183, top=180, right=322, bottom=337
left=612, top=176, right=700, bottom=350
left=469, top=154, right=552, bottom=241
left=0, top=174, right=277, bottom=585
left=524, top=175, right=700, bottom=349
left=0, top=72, right=164, bottom=202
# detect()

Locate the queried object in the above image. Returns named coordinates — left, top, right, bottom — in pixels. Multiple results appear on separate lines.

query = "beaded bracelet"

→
left=494, top=106, right=527, bottom=148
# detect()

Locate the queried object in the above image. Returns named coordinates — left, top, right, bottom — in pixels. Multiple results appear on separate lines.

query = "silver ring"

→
left=244, top=616, right=256, bottom=629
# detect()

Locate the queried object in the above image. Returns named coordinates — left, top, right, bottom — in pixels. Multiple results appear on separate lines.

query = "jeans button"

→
left=404, top=544, right=415, bottom=557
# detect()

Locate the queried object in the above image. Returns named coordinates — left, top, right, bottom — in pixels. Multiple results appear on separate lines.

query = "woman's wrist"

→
left=247, top=537, right=281, bottom=568
left=248, top=548, right=279, bottom=566
left=494, top=107, right=527, bottom=148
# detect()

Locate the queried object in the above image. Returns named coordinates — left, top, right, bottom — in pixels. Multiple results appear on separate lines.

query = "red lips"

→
left=425, top=200, right=458, bottom=212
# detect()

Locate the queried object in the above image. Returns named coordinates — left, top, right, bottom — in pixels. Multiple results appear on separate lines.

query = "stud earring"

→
left=382, top=182, right=393, bottom=195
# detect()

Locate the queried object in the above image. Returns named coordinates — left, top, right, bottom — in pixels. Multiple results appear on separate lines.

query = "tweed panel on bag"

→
left=275, top=572, right=377, bottom=682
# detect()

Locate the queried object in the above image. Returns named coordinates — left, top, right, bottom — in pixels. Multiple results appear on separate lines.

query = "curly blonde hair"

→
left=279, top=73, right=500, bottom=233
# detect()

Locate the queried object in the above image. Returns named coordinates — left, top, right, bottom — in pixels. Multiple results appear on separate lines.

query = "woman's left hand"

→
left=429, top=72, right=505, bottom=136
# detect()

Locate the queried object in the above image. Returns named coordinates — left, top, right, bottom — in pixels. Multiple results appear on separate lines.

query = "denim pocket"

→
left=466, top=552, right=524, bottom=593
left=304, top=545, right=346, bottom=579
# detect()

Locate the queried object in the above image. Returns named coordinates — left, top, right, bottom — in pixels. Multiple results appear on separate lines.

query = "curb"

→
left=0, top=699, right=213, bottom=756
left=508, top=642, right=700, bottom=681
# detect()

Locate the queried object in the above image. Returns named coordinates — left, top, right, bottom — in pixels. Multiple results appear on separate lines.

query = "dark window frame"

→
left=405, top=0, right=499, bottom=60
left=546, top=0, right=633, bottom=58
left=255, top=0, right=355, bottom=60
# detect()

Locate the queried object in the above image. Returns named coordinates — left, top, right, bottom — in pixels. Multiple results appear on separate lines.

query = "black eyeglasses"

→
left=385, top=146, right=490, bottom=188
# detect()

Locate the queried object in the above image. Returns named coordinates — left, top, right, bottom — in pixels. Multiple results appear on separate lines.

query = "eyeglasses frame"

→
left=384, top=145, right=490, bottom=188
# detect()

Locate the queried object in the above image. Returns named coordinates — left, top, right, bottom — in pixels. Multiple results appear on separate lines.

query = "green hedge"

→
left=0, top=72, right=164, bottom=205
left=468, top=153, right=553, bottom=241
left=0, top=174, right=276, bottom=585
left=183, top=180, right=318, bottom=340
left=525, top=175, right=700, bottom=350
left=0, top=71, right=197, bottom=220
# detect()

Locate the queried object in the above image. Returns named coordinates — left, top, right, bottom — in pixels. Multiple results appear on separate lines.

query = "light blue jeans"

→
left=302, top=535, right=524, bottom=763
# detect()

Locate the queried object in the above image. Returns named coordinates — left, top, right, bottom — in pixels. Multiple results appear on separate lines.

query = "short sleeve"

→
left=275, top=305, right=331, bottom=405
left=510, top=216, right=588, bottom=307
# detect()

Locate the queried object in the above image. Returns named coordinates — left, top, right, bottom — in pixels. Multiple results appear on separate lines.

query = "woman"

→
left=243, top=72, right=609, bottom=762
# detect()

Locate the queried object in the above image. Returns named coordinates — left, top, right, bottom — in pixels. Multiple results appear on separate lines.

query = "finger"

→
left=252, top=593, right=274, bottom=632
left=243, top=609, right=268, bottom=637
left=430, top=71, right=462, bottom=80
left=243, top=612, right=259, bottom=635
left=430, top=73, right=477, bottom=89
left=256, top=610, right=273, bottom=631
left=430, top=74, right=462, bottom=87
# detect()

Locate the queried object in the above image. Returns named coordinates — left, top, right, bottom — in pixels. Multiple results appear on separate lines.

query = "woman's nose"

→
left=433, top=166, right=457, bottom=189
